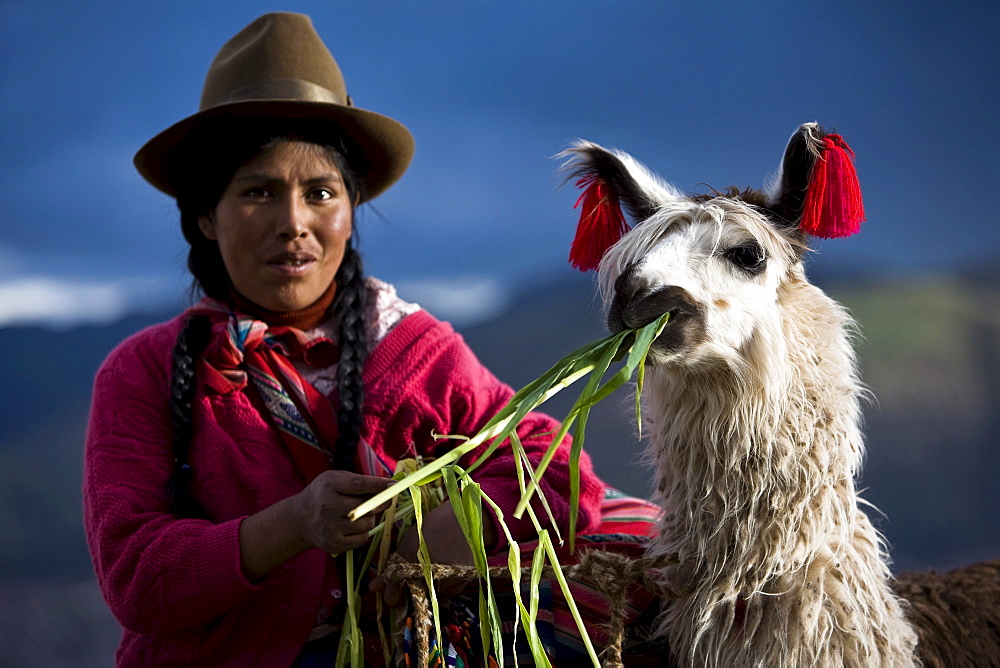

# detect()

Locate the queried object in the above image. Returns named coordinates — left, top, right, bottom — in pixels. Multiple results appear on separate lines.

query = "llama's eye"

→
left=725, top=242, right=766, bottom=275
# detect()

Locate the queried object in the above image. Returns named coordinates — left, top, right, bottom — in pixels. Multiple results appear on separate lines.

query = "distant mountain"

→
left=0, top=308, right=184, bottom=580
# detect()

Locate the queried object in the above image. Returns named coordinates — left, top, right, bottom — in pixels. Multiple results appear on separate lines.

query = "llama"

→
left=561, top=123, right=922, bottom=666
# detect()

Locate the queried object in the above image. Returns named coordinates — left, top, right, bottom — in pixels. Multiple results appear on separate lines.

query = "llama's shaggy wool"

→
left=893, top=559, right=1000, bottom=667
left=608, top=226, right=918, bottom=666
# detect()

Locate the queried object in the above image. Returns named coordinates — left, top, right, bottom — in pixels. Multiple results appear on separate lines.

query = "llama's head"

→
left=561, top=122, right=863, bottom=372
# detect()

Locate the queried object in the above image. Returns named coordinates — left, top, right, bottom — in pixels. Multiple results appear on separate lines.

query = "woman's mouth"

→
left=266, top=252, right=317, bottom=275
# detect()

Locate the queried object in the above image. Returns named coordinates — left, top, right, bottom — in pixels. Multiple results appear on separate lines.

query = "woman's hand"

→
left=293, top=470, right=395, bottom=554
left=239, top=470, right=394, bottom=581
left=369, top=502, right=497, bottom=606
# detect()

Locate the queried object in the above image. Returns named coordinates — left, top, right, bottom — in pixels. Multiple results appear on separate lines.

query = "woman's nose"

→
left=275, top=197, right=309, bottom=239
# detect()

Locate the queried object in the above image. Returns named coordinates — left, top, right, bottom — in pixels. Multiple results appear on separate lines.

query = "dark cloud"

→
left=1, top=0, right=998, bottom=325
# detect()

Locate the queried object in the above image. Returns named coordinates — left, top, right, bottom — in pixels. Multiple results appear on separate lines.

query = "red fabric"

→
left=569, top=174, right=630, bottom=271
left=84, top=308, right=605, bottom=666
left=192, top=300, right=342, bottom=479
left=799, top=134, right=865, bottom=239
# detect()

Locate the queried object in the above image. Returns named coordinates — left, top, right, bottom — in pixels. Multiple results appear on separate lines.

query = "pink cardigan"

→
left=84, top=308, right=604, bottom=666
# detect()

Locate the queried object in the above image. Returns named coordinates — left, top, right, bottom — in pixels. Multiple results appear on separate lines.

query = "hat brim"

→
left=134, top=99, right=414, bottom=202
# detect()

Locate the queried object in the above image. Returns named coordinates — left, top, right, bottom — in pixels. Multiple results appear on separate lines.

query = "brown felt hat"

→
left=134, top=12, right=414, bottom=202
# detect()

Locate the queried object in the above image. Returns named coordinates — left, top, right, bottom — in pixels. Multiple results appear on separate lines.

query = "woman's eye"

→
left=725, top=242, right=767, bottom=275
left=243, top=186, right=271, bottom=199
left=308, top=187, right=336, bottom=201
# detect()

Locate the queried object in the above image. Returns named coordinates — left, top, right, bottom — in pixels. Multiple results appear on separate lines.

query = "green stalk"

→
left=509, top=432, right=561, bottom=544
left=479, top=490, right=549, bottom=666
left=409, top=485, right=443, bottom=655
left=442, top=468, right=503, bottom=667
left=349, top=363, right=593, bottom=521
left=528, top=539, right=549, bottom=663
left=540, top=531, right=600, bottom=666
left=335, top=550, right=363, bottom=667
left=348, top=313, right=669, bottom=664
left=514, top=313, right=669, bottom=520
left=513, top=441, right=597, bottom=666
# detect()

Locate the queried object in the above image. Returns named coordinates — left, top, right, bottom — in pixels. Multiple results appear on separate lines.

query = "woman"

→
left=84, top=12, right=611, bottom=666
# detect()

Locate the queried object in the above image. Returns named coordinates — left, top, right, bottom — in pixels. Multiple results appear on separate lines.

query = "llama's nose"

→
left=614, top=285, right=701, bottom=331
left=613, top=263, right=642, bottom=302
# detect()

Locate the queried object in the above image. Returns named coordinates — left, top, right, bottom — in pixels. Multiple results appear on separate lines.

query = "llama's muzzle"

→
left=609, top=271, right=704, bottom=349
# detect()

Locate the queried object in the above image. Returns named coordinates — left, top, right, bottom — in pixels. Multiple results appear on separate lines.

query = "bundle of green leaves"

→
left=340, top=312, right=670, bottom=666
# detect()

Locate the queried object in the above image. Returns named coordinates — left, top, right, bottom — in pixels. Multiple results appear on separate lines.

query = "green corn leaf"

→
left=633, top=315, right=667, bottom=438
left=335, top=550, right=363, bottom=667
left=356, top=313, right=669, bottom=664
left=410, top=485, right=443, bottom=654
left=636, top=357, right=646, bottom=439
left=461, top=483, right=504, bottom=667
left=511, top=435, right=544, bottom=528
left=568, top=403, right=589, bottom=551
left=514, top=313, right=669, bottom=521
left=350, top=336, right=616, bottom=520
left=352, top=313, right=667, bottom=522
left=513, top=327, right=630, bottom=519
left=540, top=531, right=601, bottom=667
left=480, top=490, right=545, bottom=666
left=544, top=327, right=625, bottom=538
left=477, top=585, right=493, bottom=668
left=508, top=458, right=592, bottom=668
left=506, top=535, right=523, bottom=650
left=526, top=535, right=553, bottom=667
left=442, top=468, right=471, bottom=542
left=509, top=432, right=560, bottom=544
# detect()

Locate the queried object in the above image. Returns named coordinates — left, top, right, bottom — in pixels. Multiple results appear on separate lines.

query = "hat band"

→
left=207, top=78, right=351, bottom=109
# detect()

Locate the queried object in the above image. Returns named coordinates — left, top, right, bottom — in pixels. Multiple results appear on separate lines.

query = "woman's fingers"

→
left=295, top=470, right=396, bottom=553
left=325, top=469, right=396, bottom=498
left=369, top=575, right=406, bottom=608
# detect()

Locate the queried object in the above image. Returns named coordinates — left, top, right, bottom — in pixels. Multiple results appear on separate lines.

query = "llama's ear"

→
left=559, top=140, right=683, bottom=271
left=765, top=122, right=865, bottom=239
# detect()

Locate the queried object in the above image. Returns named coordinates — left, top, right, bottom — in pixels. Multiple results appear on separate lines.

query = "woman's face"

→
left=199, top=141, right=353, bottom=312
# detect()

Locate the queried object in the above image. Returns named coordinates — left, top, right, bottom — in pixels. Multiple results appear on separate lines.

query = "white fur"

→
left=594, top=148, right=920, bottom=666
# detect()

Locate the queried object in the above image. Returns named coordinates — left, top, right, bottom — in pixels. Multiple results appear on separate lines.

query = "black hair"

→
left=167, top=124, right=370, bottom=515
left=168, top=314, right=212, bottom=519
left=329, top=244, right=368, bottom=470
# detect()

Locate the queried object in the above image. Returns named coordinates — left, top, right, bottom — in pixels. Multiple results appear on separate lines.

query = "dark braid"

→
left=167, top=314, right=213, bottom=518
left=332, top=243, right=368, bottom=469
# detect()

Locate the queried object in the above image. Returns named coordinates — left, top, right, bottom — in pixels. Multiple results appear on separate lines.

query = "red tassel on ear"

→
left=569, top=174, right=629, bottom=271
left=800, top=134, right=865, bottom=238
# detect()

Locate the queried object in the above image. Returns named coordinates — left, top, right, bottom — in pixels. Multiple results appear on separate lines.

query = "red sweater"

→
left=84, top=308, right=604, bottom=666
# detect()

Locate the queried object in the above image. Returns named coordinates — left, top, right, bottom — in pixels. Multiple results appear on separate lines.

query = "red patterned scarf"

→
left=189, top=293, right=392, bottom=481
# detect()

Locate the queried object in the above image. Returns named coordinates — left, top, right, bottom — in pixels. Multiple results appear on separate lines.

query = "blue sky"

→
left=1, top=0, right=997, bottom=327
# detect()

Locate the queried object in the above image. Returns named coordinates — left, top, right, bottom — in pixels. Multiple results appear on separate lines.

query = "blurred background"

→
left=1, top=0, right=997, bottom=664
